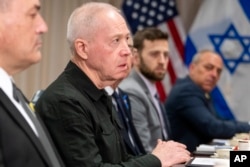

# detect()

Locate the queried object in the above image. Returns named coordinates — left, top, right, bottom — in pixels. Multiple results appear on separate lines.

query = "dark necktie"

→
left=112, top=91, right=141, bottom=155
left=12, top=83, right=61, bottom=167
left=155, top=94, right=171, bottom=140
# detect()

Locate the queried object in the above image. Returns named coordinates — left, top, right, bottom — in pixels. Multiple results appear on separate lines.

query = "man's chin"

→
left=155, top=74, right=165, bottom=81
left=33, top=52, right=42, bottom=61
left=119, top=73, right=129, bottom=80
left=203, top=86, right=214, bottom=93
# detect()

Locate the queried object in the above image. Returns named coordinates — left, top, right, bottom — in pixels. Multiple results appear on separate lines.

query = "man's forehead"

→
left=199, top=52, right=221, bottom=62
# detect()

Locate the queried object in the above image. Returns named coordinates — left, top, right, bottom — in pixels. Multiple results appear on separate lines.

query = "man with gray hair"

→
left=0, top=0, right=64, bottom=166
left=36, top=2, right=190, bottom=167
left=165, top=50, right=250, bottom=152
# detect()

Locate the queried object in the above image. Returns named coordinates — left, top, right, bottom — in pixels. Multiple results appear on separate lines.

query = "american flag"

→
left=122, top=0, right=188, bottom=102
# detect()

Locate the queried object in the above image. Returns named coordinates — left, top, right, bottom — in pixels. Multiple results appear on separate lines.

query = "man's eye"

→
left=110, top=38, right=120, bottom=47
left=127, top=36, right=132, bottom=41
left=204, top=65, right=213, bottom=70
left=164, top=52, right=169, bottom=58
left=150, top=52, right=159, bottom=58
left=114, top=38, right=119, bottom=43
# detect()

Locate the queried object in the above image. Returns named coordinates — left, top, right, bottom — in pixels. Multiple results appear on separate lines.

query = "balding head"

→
left=189, top=50, right=223, bottom=92
left=67, top=2, right=121, bottom=54
left=66, top=2, right=131, bottom=89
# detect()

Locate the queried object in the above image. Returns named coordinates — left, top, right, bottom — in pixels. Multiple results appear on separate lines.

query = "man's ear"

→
left=74, top=38, right=88, bottom=60
left=189, top=63, right=197, bottom=76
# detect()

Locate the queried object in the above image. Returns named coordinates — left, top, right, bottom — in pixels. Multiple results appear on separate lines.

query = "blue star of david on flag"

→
left=209, top=24, right=250, bottom=74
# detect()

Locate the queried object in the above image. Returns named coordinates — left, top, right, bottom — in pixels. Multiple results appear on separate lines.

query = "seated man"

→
left=165, top=50, right=250, bottom=152
left=105, top=43, right=146, bottom=156
left=35, top=2, right=190, bottom=167
left=120, top=27, right=171, bottom=153
left=0, top=0, right=64, bottom=166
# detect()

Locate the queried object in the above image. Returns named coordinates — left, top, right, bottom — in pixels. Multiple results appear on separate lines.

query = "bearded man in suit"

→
left=120, top=27, right=172, bottom=153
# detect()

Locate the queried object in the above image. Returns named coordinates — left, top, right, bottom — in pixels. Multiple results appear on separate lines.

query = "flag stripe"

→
left=167, top=19, right=185, bottom=61
left=156, top=58, right=177, bottom=102
left=156, top=81, right=167, bottom=102
left=167, top=60, right=177, bottom=85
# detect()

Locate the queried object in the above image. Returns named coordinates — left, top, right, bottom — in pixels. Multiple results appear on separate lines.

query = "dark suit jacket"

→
left=0, top=89, right=63, bottom=167
left=165, top=76, right=250, bottom=152
left=35, top=61, right=160, bottom=167
left=115, top=88, right=146, bottom=156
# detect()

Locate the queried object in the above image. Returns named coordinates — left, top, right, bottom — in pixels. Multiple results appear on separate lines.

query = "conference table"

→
left=172, top=133, right=250, bottom=166
left=173, top=152, right=230, bottom=167
left=172, top=137, right=243, bottom=167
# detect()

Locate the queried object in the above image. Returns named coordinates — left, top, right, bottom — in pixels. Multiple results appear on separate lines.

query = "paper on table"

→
left=196, top=144, right=216, bottom=152
left=191, top=157, right=215, bottom=165
left=187, top=157, right=229, bottom=167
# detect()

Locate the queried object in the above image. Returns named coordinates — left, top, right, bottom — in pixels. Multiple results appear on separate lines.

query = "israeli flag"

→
left=185, top=0, right=250, bottom=121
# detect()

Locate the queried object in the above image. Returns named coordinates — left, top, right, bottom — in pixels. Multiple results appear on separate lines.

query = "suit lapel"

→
left=131, top=70, right=159, bottom=111
left=131, top=70, right=170, bottom=139
left=0, top=89, right=51, bottom=166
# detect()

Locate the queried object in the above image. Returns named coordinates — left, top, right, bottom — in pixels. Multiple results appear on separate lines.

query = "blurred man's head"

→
left=189, top=50, right=223, bottom=93
left=0, top=0, right=48, bottom=75
left=67, top=2, right=132, bottom=89
left=133, top=27, right=169, bottom=83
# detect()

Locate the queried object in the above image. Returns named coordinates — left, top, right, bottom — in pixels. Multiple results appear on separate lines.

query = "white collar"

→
left=104, top=86, right=114, bottom=96
left=0, top=68, right=15, bottom=100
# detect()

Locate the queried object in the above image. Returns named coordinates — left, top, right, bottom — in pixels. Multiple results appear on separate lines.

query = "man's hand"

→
left=151, top=139, right=191, bottom=167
